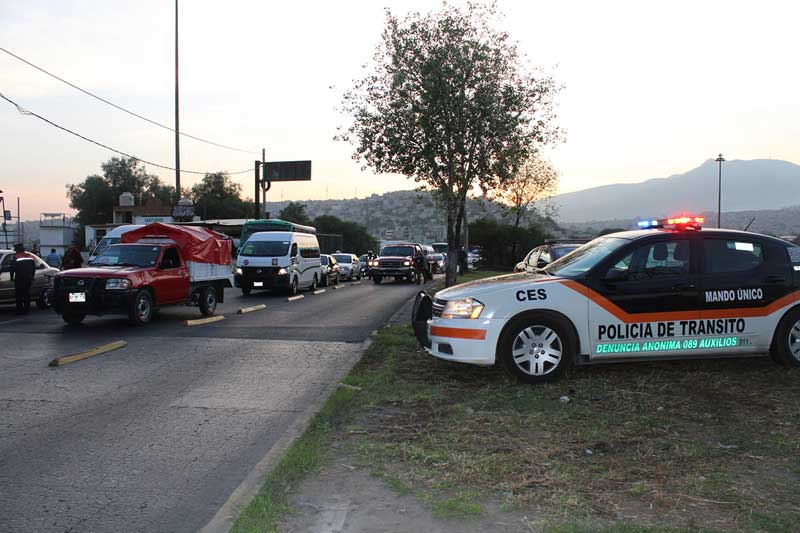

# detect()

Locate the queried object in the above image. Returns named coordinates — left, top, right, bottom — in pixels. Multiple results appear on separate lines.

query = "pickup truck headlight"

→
left=105, top=278, right=131, bottom=290
left=441, top=297, right=485, bottom=319
left=403, top=260, right=411, bottom=266
left=236, top=267, right=243, bottom=275
left=369, top=260, right=378, bottom=267
left=277, top=268, right=288, bottom=275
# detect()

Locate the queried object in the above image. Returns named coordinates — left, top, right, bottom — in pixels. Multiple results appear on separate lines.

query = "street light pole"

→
left=715, top=153, right=725, bottom=228
left=174, top=0, right=181, bottom=202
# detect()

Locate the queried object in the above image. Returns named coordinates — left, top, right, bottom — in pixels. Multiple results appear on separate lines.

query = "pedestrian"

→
left=45, top=248, right=61, bottom=268
left=10, top=243, right=36, bottom=314
left=61, top=244, right=83, bottom=270
left=459, top=247, right=468, bottom=274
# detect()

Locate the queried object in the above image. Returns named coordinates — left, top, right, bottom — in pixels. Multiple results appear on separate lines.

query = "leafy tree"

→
left=598, top=227, right=626, bottom=236
left=313, top=215, right=378, bottom=255
left=469, top=217, right=549, bottom=269
left=279, top=202, right=312, bottom=225
left=190, top=172, right=252, bottom=220
left=66, top=157, right=175, bottom=242
left=490, top=157, right=558, bottom=230
left=339, top=3, right=560, bottom=285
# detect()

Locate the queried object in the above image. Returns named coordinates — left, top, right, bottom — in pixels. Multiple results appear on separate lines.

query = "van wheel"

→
left=129, top=290, right=154, bottom=325
left=199, top=286, right=218, bottom=316
left=771, top=307, right=800, bottom=367
left=373, top=276, right=382, bottom=284
left=498, top=313, right=574, bottom=384
left=309, top=275, right=318, bottom=292
left=62, top=312, right=85, bottom=326
left=289, top=277, right=299, bottom=295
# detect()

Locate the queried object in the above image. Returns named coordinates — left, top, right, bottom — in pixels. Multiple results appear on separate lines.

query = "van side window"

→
left=290, top=243, right=298, bottom=257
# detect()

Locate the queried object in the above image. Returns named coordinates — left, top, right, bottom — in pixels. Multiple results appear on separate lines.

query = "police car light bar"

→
left=637, top=216, right=704, bottom=229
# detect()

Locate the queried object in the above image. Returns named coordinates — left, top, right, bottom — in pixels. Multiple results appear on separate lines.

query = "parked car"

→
left=0, top=249, right=58, bottom=309
left=332, top=253, right=363, bottom=281
left=431, top=253, right=446, bottom=274
left=236, top=230, right=321, bottom=295
left=320, top=254, right=340, bottom=287
left=53, top=223, right=233, bottom=325
left=514, top=240, right=589, bottom=273
left=372, top=243, right=430, bottom=284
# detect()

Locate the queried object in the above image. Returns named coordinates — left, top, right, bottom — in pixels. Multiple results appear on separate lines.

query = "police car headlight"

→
left=236, top=267, right=243, bottom=275
left=441, top=298, right=484, bottom=319
left=105, top=278, right=131, bottom=290
left=277, top=268, right=288, bottom=275
left=403, top=260, right=411, bottom=266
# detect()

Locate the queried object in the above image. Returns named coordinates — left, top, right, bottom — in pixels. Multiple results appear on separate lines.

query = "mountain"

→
left=549, top=159, right=800, bottom=223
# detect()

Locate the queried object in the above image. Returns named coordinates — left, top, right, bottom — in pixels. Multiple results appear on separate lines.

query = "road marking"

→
left=49, top=340, right=128, bottom=367
left=287, top=295, right=305, bottom=302
left=313, top=289, right=326, bottom=295
left=185, top=315, right=226, bottom=326
left=237, top=304, right=266, bottom=315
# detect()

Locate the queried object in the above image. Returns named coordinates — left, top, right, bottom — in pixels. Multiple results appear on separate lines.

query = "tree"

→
left=598, top=227, right=626, bottom=236
left=339, top=3, right=560, bottom=285
left=313, top=215, right=378, bottom=255
left=190, top=172, right=252, bottom=220
left=490, top=157, right=558, bottom=230
left=279, top=202, right=312, bottom=225
left=66, top=157, right=175, bottom=238
left=469, top=217, right=549, bottom=269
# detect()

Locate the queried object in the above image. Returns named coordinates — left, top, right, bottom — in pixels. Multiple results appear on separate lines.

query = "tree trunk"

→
left=445, top=194, right=465, bottom=287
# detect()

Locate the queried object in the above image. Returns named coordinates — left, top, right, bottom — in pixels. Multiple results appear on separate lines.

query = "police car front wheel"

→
left=499, top=314, right=574, bottom=384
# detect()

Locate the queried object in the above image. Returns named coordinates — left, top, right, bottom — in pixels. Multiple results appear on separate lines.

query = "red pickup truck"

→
left=53, top=223, right=233, bottom=325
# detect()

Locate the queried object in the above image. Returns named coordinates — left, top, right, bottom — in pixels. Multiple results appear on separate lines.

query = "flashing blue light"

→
left=638, top=219, right=661, bottom=229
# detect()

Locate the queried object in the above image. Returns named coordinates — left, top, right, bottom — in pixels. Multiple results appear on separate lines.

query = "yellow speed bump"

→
left=287, top=295, right=305, bottom=302
left=49, top=340, right=128, bottom=367
left=184, top=315, right=226, bottom=326
left=237, top=304, right=266, bottom=314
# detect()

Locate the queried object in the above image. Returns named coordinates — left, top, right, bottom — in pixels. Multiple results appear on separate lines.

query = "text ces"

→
left=516, top=289, right=547, bottom=302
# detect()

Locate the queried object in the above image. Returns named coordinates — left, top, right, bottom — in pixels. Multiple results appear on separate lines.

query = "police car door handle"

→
left=671, top=282, right=694, bottom=291
left=765, top=275, right=786, bottom=284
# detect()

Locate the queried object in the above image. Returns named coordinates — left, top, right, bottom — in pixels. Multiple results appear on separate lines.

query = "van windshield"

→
left=92, top=237, right=120, bottom=256
left=240, top=241, right=290, bottom=257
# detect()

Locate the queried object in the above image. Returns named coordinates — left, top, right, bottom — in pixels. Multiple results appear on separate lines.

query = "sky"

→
left=1, top=0, right=798, bottom=218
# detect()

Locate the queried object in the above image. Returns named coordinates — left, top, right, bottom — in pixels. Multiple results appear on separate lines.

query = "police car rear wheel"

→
left=772, top=308, right=800, bottom=367
left=500, top=314, right=573, bottom=383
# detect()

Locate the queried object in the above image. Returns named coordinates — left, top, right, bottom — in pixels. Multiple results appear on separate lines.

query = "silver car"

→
left=0, top=250, right=58, bottom=308
left=331, top=253, right=362, bottom=281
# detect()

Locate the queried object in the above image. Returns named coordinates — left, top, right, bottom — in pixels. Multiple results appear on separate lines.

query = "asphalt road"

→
left=0, top=276, right=432, bottom=532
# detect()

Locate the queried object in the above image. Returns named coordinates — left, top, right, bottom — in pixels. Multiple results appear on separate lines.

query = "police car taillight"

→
left=637, top=216, right=704, bottom=230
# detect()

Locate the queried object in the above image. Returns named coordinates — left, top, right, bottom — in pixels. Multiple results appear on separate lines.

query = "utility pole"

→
left=715, top=153, right=725, bottom=228
left=262, top=148, right=266, bottom=213
left=174, top=0, right=181, bottom=201
left=254, top=160, right=261, bottom=219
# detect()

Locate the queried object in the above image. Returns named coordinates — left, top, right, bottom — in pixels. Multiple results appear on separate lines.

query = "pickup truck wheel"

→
left=241, top=284, right=252, bottom=296
left=129, top=290, right=154, bottom=325
left=199, top=286, right=218, bottom=316
left=62, top=312, right=85, bottom=326
left=407, top=270, right=419, bottom=284
left=373, top=276, right=382, bottom=284
left=321, top=274, right=328, bottom=287
left=499, top=314, right=574, bottom=384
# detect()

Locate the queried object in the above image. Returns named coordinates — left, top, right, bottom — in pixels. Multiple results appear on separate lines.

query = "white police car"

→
left=412, top=216, right=800, bottom=383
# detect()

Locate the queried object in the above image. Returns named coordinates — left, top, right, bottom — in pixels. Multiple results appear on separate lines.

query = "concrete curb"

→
left=185, top=315, right=226, bottom=326
left=199, top=282, right=438, bottom=532
left=312, top=289, right=326, bottom=295
left=237, top=304, right=266, bottom=315
left=49, top=340, right=128, bottom=367
left=286, top=295, right=305, bottom=302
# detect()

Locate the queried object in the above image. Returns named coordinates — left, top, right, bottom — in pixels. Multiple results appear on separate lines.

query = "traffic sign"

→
left=264, top=160, right=312, bottom=182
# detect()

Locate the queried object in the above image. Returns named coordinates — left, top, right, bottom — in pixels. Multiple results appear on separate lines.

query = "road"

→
left=0, top=277, right=431, bottom=532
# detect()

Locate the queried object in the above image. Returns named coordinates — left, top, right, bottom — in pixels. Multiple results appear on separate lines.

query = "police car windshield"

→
left=381, top=246, right=414, bottom=257
left=240, top=241, right=290, bottom=257
left=545, top=237, right=628, bottom=278
left=92, top=237, right=120, bottom=256
left=89, top=245, right=160, bottom=267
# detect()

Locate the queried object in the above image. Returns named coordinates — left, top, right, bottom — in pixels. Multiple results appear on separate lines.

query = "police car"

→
left=412, top=216, right=800, bottom=383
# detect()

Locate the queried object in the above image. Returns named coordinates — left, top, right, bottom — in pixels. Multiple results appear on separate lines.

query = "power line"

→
left=0, top=46, right=257, bottom=155
left=0, top=92, right=251, bottom=175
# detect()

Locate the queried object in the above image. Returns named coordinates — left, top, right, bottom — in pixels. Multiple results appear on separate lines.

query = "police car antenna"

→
left=743, top=217, right=755, bottom=232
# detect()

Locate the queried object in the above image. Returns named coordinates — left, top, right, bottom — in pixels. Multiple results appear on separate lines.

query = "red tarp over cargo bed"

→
left=121, top=223, right=232, bottom=265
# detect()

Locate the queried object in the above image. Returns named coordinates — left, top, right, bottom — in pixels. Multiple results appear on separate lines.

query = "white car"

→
left=413, top=216, right=800, bottom=384
left=331, top=253, right=363, bottom=281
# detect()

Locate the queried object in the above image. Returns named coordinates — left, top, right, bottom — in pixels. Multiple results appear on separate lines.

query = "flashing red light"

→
left=666, top=216, right=704, bottom=225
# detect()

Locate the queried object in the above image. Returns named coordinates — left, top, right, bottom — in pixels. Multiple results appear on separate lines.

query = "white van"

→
left=90, top=225, right=144, bottom=261
left=235, top=231, right=321, bottom=295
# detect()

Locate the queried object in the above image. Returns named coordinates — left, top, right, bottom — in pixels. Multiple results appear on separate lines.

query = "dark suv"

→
left=372, top=243, right=432, bottom=284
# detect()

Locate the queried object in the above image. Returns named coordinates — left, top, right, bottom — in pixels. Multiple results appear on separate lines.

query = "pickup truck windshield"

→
left=545, top=237, right=628, bottom=278
left=381, top=246, right=414, bottom=257
left=240, top=241, right=290, bottom=257
left=89, top=245, right=161, bottom=267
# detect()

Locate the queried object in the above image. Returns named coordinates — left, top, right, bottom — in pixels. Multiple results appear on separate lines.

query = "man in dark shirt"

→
left=11, top=243, right=36, bottom=314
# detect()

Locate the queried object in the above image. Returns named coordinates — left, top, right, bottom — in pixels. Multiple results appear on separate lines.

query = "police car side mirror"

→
left=537, top=259, right=549, bottom=268
left=604, top=269, right=628, bottom=282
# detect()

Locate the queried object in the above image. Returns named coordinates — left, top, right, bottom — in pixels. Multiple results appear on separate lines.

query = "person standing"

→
left=45, top=248, right=61, bottom=268
left=10, top=243, right=36, bottom=314
left=61, top=244, right=83, bottom=270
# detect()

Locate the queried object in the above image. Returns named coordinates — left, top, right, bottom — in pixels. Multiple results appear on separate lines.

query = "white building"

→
left=39, top=213, right=76, bottom=256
